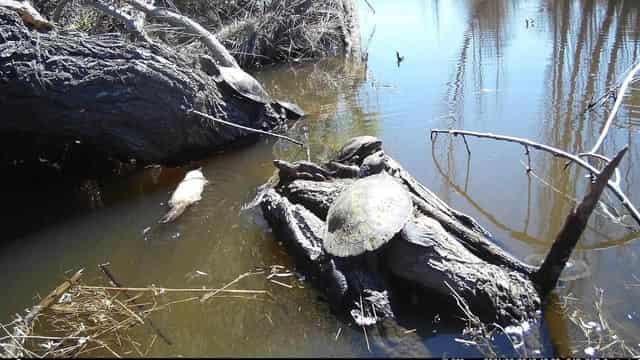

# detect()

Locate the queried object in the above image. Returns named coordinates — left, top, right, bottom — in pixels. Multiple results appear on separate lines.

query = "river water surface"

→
left=2, top=0, right=640, bottom=357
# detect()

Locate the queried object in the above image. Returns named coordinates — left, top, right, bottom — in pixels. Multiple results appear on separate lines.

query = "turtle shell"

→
left=324, top=172, right=413, bottom=257
left=216, top=66, right=271, bottom=104
left=336, top=136, right=382, bottom=163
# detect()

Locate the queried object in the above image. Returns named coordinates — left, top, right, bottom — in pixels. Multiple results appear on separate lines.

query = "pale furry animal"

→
left=159, top=168, right=209, bottom=223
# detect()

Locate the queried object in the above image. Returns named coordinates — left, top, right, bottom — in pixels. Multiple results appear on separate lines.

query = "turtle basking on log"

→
left=199, top=55, right=304, bottom=120
left=257, top=135, right=625, bottom=331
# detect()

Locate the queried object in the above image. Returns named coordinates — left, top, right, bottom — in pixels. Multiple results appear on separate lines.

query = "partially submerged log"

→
left=0, top=4, right=298, bottom=167
left=257, top=136, right=626, bottom=335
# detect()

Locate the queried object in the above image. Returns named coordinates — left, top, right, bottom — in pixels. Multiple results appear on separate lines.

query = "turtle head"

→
left=273, top=159, right=297, bottom=179
left=359, top=151, right=387, bottom=177
left=199, top=55, right=222, bottom=80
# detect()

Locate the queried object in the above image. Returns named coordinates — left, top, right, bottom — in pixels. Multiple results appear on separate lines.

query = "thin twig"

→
left=359, top=295, right=371, bottom=353
left=589, top=61, right=640, bottom=154
left=362, top=0, right=375, bottom=14
left=269, top=279, right=293, bottom=288
left=524, top=145, right=532, bottom=173
left=201, top=271, right=263, bottom=302
left=190, top=110, right=304, bottom=146
left=78, top=285, right=267, bottom=294
left=461, top=134, right=471, bottom=156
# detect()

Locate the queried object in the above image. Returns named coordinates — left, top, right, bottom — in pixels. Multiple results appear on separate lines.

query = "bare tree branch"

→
left=123, top=0, right=239, bottom=68
left=429, top=129, right=640, bottom=227
left=54, top=0, right=152, bottom=43
left=534, top=146, right=628, bottom=298
left=589, top=61, right=640, bottom=154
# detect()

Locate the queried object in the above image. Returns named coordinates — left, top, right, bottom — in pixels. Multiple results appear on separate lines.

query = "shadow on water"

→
left=2, top=0, right=640, bottom=357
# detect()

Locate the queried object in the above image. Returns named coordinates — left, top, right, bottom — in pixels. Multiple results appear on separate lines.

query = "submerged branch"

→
left=429, top=129, right=640, bottom=227
left=534, top=146, right=628, bottom=298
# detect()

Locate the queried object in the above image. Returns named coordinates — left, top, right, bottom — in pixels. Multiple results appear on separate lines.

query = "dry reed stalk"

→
left=0, top=268, right=277, bottom=358
left=563, top=287, right=639, bottom=358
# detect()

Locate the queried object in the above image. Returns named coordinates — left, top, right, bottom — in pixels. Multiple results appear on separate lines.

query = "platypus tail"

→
left=159, top=203, right=188, bottom=224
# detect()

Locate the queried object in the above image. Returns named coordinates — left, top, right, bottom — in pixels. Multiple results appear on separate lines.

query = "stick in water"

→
left=190, top=109, right=304, bottom=147
left=98, top=263, right=173, bottom=346
left=533, top=146, right=628, bottom=298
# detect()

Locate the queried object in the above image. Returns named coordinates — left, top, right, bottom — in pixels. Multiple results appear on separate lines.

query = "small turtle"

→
left=209, top=63, right=272, bottom=104
left=324, top=172, right=413, bottom=257
left=200, top=56, right=304, bottom=120
left=335, top=136, right=383, bottom=165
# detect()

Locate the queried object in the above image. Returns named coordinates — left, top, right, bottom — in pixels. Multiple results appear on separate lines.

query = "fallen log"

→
left=0, top=4, right=297, bottom=167
left=256, top=136, right=626, bottom=349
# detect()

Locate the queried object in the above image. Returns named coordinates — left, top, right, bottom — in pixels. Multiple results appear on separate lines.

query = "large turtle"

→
left=322, top=171, right=413, bottom=325
left=199, top=55, right=304, bottom=119
left=324, top=172, right=413, bottom=257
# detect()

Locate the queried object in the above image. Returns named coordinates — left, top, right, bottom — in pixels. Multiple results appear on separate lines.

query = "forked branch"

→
left=55, top=0, right=239, bottom=68
left=123, top=0, right=239, bottom=67
left=429, top=129, right=640, bottom=227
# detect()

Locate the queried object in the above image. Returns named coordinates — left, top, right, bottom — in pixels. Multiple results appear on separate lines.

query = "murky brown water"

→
left=2, top=0, right=640, bottom=357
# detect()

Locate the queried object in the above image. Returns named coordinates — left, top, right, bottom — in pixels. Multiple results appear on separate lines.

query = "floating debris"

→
left=584, top=346, right=596, bottom=356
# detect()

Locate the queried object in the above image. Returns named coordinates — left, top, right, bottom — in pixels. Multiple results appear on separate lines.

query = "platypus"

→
left=159, top=168, right=209, bottom=223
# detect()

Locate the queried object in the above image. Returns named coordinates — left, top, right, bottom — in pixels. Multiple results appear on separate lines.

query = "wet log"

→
left=258, top=136, right=627, bottom=333
left=0, top=7, right=285, bottom=166
left=270, top=176, right=540, bottom=325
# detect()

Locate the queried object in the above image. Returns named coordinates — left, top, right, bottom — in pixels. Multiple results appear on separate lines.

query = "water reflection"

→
left=258, top=57, right=382, bottom=162
left=429, top=0, right=640, bottom=355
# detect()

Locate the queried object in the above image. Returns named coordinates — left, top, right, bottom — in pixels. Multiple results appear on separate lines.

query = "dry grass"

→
left=214, top=0, right=348, bottom=68
left=445, top=281, right=499, bottom=357
left=562, top=287, right=639, bottom=358
left=45, top=0, right=352, bottom=68
left=448, top=282, right=640, bottom=358
left=0, top=267, right=285, bottom=358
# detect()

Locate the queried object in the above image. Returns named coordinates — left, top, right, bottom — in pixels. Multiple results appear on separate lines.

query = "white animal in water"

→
left=159, top=168, right=209, bottom=223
